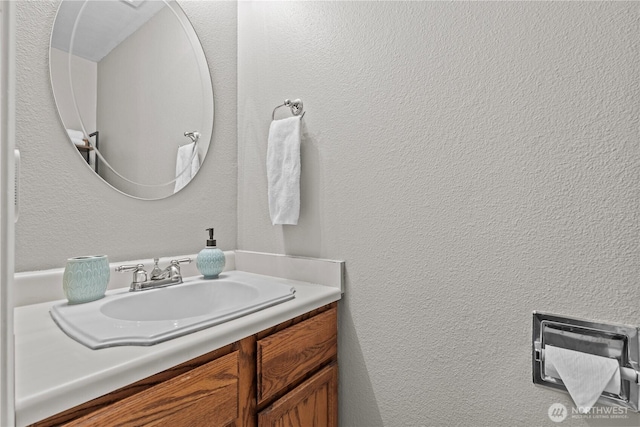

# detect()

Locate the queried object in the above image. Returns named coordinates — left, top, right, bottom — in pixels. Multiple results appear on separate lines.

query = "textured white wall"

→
left=238, top=2, right=640, bottom=426
left=15, top=0, right=237, bottom=271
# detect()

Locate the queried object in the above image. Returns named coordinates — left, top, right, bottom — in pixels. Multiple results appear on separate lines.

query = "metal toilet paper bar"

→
left=532, top=311, right=640, bottom=412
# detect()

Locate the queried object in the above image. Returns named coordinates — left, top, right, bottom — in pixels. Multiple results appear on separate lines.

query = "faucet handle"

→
left=115, top=263, right=146, bottom=273
left=169, top=258, right=191, bottom=274
left=166, top=258, right=191, bottom=281
left=115, top=263, right=148, bottom=290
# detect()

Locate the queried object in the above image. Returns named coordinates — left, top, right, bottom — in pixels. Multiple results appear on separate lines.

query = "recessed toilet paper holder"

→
left=533, top=311, right=640, bottom=412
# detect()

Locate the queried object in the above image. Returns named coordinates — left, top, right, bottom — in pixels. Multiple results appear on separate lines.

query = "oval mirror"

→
left=49, top=0, right=213, bottom=199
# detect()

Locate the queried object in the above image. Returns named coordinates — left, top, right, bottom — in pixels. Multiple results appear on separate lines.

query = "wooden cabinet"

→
left=258, top=363, right=338, bottom=427
left=33, top=302, right=337, bottom=427
left=66, top=351, right=240, bottom=427
left=257, top=306, right=338, bottom=427
left=257, top=307, right=337, bottom=405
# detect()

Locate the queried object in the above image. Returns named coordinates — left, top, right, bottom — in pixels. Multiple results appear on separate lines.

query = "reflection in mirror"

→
left=50, top=0, right=213, bottom=199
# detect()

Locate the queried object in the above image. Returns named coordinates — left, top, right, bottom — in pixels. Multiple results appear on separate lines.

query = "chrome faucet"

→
left=116, top=258, right=192, bottom=292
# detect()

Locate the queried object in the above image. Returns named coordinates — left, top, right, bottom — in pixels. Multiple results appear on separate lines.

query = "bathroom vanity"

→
left=14, top=251, right=343, bottom=427
left=33, top=303, right=337, bottom=427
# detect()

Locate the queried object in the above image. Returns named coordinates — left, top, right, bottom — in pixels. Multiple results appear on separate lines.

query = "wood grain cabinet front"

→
left=257, top=307, right=338, bottom=405
left=258, top=363, right=338, bottom=427
left=65, top=351, right=239, bottom=427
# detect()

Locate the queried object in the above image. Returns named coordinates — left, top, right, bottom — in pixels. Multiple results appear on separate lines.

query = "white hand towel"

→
left=71, top=137, right=86, bottom=147
left=190, top=145, right=200, bottom=177
left=174, top=142, right=200, bottom=193
left=66, top=129, right=84, bottom=140
left=545, top=345, right=620, bottom=414
left=267, top=116, right=301, bottom=225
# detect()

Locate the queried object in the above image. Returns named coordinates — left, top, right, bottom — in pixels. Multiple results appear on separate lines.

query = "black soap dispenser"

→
left=196, top=228, right=225, bottom=279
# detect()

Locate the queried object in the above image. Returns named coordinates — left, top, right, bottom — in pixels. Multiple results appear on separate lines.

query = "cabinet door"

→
left=258, top=363, right=337, bottom=427
left=65, top=351, right=239, bottom=427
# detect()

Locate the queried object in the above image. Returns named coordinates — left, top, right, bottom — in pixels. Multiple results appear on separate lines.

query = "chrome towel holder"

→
left=180, top=131, right=199, bottom=147
left=272, top=99, right=305, bottom=120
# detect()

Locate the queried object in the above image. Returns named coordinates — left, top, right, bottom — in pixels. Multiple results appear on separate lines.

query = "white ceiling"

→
left=51, top=0, right=167, bottom=63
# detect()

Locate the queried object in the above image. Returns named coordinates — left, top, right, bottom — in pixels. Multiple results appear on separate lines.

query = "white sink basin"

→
left=50, top=273, right=295, bottom=349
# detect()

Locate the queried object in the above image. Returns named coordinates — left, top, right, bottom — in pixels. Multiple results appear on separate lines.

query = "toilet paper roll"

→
left=545, top=356, right=620, bottom=395
left=545, top=345, right=620, bottom=414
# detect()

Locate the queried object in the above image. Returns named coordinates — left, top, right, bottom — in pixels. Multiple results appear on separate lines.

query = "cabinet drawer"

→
left=257, top=307, right=337, bottom=404
left=65, top=351, right=239, bottom=427
left=258, top=363, right=338, bottom=427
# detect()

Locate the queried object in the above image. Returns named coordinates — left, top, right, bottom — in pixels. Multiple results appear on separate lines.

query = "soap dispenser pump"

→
left=196, top=228, right=225, bottom=279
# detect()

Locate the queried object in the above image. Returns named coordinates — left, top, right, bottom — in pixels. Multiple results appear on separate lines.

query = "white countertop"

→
left=14, top=270, right=341, bottom=426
